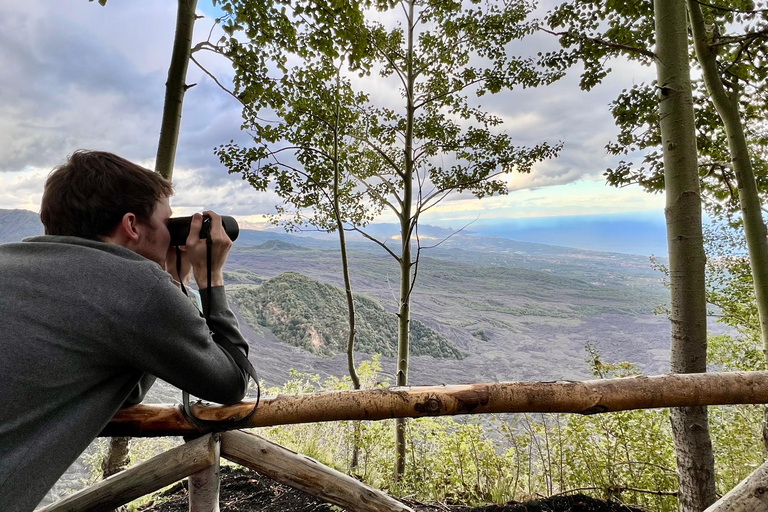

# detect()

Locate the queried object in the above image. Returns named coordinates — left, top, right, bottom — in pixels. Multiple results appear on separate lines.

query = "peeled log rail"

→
left=38, top=434, right=219, bottom=512
left=102, top=371, right=768, bottom=437
left=221, top=430, right=414, bottom=512
left=704, top=460, right=768, bottom=512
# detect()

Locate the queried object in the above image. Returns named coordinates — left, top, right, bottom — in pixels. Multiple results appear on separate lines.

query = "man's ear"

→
left=114, top=212, right=140, bottom=244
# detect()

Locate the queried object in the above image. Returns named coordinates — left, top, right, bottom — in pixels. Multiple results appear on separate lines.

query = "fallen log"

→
left=704, top=460, right=768, bottom=512
left=221, top=430, right=414, bottom=512
left=102, top=371, right=768, bottom=437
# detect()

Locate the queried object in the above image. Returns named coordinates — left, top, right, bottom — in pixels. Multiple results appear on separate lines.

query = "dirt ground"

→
left=140, top=467, right=647, bottom=512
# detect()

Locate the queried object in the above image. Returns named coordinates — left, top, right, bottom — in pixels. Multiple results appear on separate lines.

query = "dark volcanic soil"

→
left=140, top=467, right=647, bottom=512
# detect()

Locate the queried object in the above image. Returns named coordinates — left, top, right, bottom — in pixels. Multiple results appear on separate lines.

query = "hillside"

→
left=0, top=210, right=675, bottom=383
left=230, top=272, right=466, bottom=359
left=220, top=239, right=682, bottom=386
left=0, top=209, right=43, bottom=242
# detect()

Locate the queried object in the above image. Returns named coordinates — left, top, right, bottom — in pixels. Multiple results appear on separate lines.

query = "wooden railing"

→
left=39, top=371, right=768, bottom=512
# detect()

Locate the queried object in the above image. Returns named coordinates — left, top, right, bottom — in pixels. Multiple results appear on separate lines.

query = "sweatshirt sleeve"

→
left=122, top=373, right=158, bottom=407
left=123, top=279, right=250, bottom=405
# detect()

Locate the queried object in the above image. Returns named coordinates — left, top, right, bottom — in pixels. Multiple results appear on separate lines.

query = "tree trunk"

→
left=188, top=434, right=221, bottom=512
left=102, top=437, right=131, bottom=478
left=101, top=371, right=768, bottom=437
left=395, top=0, right=417, bottom=481
left=331, top=69, right=362, bottom=469
left=155, top=0, right=198, bottom=180
left=654, top=1, right=716, bottom=510
left=101, top=437, right=131, bottom=512
left=103, top=0, right=200, bottom=490
left=687, top=0, right=768, bottom=458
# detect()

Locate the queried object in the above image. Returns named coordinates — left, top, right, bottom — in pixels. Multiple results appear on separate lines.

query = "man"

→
left=0, top=150, right=250, bottom=511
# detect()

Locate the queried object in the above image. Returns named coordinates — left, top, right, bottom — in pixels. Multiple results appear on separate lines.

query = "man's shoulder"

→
left=4, top=235, right=170, bottom=289
left=15, top=236, right=156, bottom=268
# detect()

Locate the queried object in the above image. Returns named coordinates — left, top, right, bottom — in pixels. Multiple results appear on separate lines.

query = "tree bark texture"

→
left=101, top=437, right=131, bottom=512
left=102, top=437, right=130, bottom=478
left=655, top=1, right=717, bottom=509
left=687, top=0, right=768, bottom=457
left=100, top=371, right=768, bottom=438
left=155, top=0, right=198, bottom=180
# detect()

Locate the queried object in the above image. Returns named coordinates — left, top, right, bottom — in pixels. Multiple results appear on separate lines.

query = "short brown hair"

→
left=40, top=150, right=173, bottom=240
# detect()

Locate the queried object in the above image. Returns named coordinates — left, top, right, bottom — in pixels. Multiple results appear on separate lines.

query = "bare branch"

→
left=418, top=216, right=479, bottom=250
left=191, top=40, right=227, bottom=56
left=406, top=226, right=422, bottom=304
left=414, top=76, right=485, bottom=110
left=353, top=226, right=401, bottom=261
left=541, top=27, right=656, bottom=60
left=348, top=173, right=402, bottom=215
left=189, top=55, right=243, bottom=105
left=347, top=130, right=405, bottom=181
left=711, top=28, right=768, bottom=48
left=693, top=0, right=768, bottom=14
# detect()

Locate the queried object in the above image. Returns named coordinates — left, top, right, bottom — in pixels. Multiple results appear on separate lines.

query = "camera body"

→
left=166, top=215, right=240, bottom=246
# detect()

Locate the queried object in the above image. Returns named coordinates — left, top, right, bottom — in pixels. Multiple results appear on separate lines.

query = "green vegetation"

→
left=231, top=272, right=466, bottom=359
left=252, top=346, right=763, bottom=511
left=90, top=335, right=762, bottom=511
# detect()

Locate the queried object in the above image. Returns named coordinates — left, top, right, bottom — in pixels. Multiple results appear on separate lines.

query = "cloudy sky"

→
left=0, top=0, right=663, bottom=230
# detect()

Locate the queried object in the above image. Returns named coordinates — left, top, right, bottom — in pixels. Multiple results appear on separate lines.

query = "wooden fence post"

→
left=38, top=434, right=218, bottom=512
left=188, top=433, right=221, bottom=512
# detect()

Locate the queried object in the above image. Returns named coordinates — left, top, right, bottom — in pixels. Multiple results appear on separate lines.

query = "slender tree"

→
left=88, top=0, right=200, bottom=488
left=654, top=1, right=716, bottom=509
left=552, top=0, right=768, bottom=456
left=542, top=0, right=729, bottom=507
left=156, top=0, right=199, bottom=181
left=686, top=0, right=768, bottom=456
left=217, top=0, right=561, bottom=478
left=216, top=56, right=372, bottom=381
left=544, top=0, right=768, bottom=500
left=213, top=12, right=375, bottom=462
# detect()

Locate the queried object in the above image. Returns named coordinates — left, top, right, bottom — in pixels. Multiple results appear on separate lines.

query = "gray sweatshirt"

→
left=0, top=236, right=250, bottom=512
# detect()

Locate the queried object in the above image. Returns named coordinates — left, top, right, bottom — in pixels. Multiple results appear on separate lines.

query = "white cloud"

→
left=0, top=0, right=661, bottom=223
left=0, top=168, right=48, bottom=211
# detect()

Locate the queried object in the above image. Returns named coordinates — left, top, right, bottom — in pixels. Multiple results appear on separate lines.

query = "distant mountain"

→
left=257, top=240, right=309, bottom=251
left=462, top=213, right=668, bottom=256
left=231, top=272, right=466, bottom=359
left=0, top=209, right=43, bottom=243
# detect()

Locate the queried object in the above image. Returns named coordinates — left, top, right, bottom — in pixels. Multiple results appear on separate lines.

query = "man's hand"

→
left=185, top=211, right=232, bottom=289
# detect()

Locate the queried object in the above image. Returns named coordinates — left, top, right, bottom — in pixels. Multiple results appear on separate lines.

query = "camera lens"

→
left=167, top=215, right=239, bottom=246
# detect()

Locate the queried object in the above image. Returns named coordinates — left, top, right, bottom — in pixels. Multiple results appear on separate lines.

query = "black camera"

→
left=166, top=215, right=240, bottom=247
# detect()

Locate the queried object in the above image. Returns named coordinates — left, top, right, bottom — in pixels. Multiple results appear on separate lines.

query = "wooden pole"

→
left=188, top=434, right=221, bottom=512
left=101, top=371, right=768, bottom=437
left=221, top=430, right=414, bottom=512
left=38, top=434, right=218, bottom=512
left=704, top=460, right=768, bottom=512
